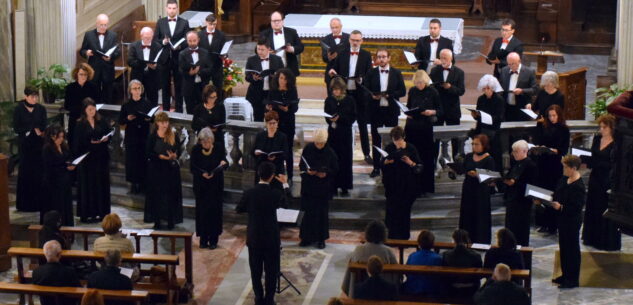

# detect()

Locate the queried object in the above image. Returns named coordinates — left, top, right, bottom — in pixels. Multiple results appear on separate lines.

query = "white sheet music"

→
left=525, top=184, right=554, bottom=202
left=470, top=243, right=491, bottom=250
left=277, top=208, right=300, bottom=223
left=301, top=156, right=311, bottom=169
left=96, top=104, right=105, bottom=111
left=521, top=108, right=538, bottom=119
left=220, top=40, right=233, bottom=55
left=373, top=145, right=389, bottom=158
left=171, top=38, right=185, bottom=49
left=119, top=267, right=134, bottom=278
left=100, top=130, right=115, bottom=142
left=571, top=148, right=592, bottom=157
left=71, top=152, right=90, bottom=165
left=479, top=110, right=493, bottom=125
left=396, top=102, right=410, bottom=113
left=403, top=50, right=419, bottom=65
left=147, top=106, right=160, bottom=117
left=151, top=49, right=164, bottom=63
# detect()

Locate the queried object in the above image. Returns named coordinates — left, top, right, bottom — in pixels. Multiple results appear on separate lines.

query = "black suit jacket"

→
left=153, top=16, right=191, bottom=66
left=259, top=27, right=305, bottom=76
left=33, top=262, right=81, bottom=305
left=473, top=280, right=530, bottom=305
left=320, top=33, right=350, bottom=83
left=87, top=266, right=134, bottom=305
left=79, top=29, right=120, bottom=80
left=127, top=40, right=167, bottom=82
left=235, top=183, right=290, bottom=248
left=245, top=54, right=284, bottom=102
left=430, top=65, right=465, bottom=122
left=353, top=275, right=399, bottom=301
left=197, top=29, right=227, bottom=78
left=178, top=48, right=213, bottom=96
left=499, top=65, right=537, bottom=109
left=414, top=35, right=454, bottom=71
left=486, top=37, right=524, bottom=77
left=331, top=48, right=373, bottom=88
left=364, top=66, right=406, bottom=118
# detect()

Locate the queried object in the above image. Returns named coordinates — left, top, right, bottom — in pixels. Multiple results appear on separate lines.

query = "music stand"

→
left=277, top=246, right=301, bottom=295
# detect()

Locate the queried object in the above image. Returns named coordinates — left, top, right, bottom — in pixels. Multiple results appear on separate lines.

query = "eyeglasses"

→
left=130, top=87, right=142, bottom=91
left=501, top=28, right=513, bottom=32
left=266, top=121, right=278, bottom=125
left=376, top=55, right=389, bottom=59
left=271, top=19, right=283, bottom=23
left=208, top=95, right=218, bottom=99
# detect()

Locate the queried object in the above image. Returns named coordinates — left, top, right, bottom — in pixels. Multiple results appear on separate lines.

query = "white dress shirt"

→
left=501, top=35, right=513, bottom=50
left=379, top=65, right=390, bottom=107
left=272, top=29, right=287, bottom=67
left=191, top=48, right=201, bottom=83
left=98, top=33, right=105, bottom=49
left=348, top=48, right=359, bottom=90
left=142, top=43, right=151, bottom=61
left=261, top=57, right=270, bottom=91
left=207, top=30, right=214, bottom=46
left=168, top=17, right=177, bottom=36
left=442, top=64, right=452, bottom=82
left=507, top=64, right=521, bottom=105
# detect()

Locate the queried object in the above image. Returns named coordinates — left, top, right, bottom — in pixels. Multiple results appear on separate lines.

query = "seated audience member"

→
left=32, top=240, right=81, bottom=305
left=94, top=213, right=135, bottom=253
left=87, top=249, right=134, bottom=305
left=327, top=298, right=344, bottom=305
left=402, top=229, right=443, bottom=296
left=341, top=220, right=399, bottom=296
left=484, top=228, right=524, bottom=270
left=353, top=255, right=399, bottom=301
left=81, top=289, right=105, bottom=305
left=473, top=263, right=530, bottom=305
left=442, top=229, right=483, bottom=297
left=39, top=210, right=69, bottom=249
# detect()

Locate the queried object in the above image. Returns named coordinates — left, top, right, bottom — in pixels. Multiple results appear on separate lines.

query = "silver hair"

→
left=511, top=139, right=529, bottom=152
left=104, top=249, right=122, bottom=267
left=477, top=74, right=503, bottom=92
left=540, top=71, right=559, bottom=88
left=440, top=48, right=453, bottom=58
left=197, top=127, right=215, bottom=143
left=43, top=240, right=62, bottom=262
left=128, top=79, right=144, bottom=96
left=330, top=17, right=342, bottom=25
left=140, top=26, right=153, bottom=36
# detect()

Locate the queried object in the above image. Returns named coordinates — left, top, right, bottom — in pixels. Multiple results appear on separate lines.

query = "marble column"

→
left=617, top=0, right=633, bottom=85
left=0, top=0, right=15, bottom=101
left=143, top=0, right=164, bottom=22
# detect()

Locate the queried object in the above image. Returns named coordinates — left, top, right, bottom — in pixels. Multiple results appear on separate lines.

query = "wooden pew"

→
left=0, top=282, right=149, bottom=305
left=27, top=225, right=194, bottom=292
left=7, top=247, right=179, bottom=305
left=347, top=262, right=531, bottom=304
left=339, top=298, right=449, bottom=305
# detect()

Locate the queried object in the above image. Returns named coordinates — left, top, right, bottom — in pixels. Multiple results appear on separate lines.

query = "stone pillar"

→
left=617, top=0, right=633, bottom=85
left=0, top=0, right=15, bottom=101
left=143, top=0, right=164, bottom=22
left=0, top=154, right=10, bottom=272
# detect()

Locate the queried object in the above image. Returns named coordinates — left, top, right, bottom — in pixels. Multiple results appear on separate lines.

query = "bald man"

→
left=80, top=14, right=120, bottom=104
left=259, top=11, right=304, bottom=76
left=320, top=18, right=350, bottom=91
left=473, top=263, right=530, bottom=305
left=179, top=31, right=212, bottom=114
left=128, top=27, right=166, bottom=106
left=33, top=241, right=81, bottom=305
left=499, top=52, right=537, bottom=121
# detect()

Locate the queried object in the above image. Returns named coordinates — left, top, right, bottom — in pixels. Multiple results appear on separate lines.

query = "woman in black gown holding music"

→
left=64, top=63, right=98, bottom=146
left=582, top=114, right=621, bottom=251
left=459, top=134, right=495, bottom=244
left=73, top=98, right=112, bottom=223
left=472, top=74, right=505, bottom=172
left=267, top=68, right=299, bottom=181
left=118, top=80, right=152, bottom=194
left=252, top=111, right=288, bottom=189
left=192, top=84, right=226, bottom=145
left=41, top=124, right=76, bottom=226
left=531, top=104, right=570, bottom=234
left=145, top=112, right=183, bottom=229
left=324, top=77, right=356, bottom=196
left=190, top=127, right=227, bottom=249
left=404, top=70, right=440, bottom=195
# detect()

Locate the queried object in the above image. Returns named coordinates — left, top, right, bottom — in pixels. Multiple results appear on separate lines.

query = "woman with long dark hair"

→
left=41, top=125, right=76, bottom=226
left=73, top=98, right=111, bottom=223
left=191, top=84, right=226, bottom=145
left=267, top=68, right=299, bottom=181
left=253, top=111, right=288, bottom=189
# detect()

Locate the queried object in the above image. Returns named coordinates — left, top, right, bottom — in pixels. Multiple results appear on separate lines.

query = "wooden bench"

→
left=8, top=247, right=180, bottom=305
left=347, top=262, right=531, bottom=304
left=0, top=282, right=148, bottom=305
left=27, top=225, right=194, bottom=293
left=339, top=298, right=450, bottom=305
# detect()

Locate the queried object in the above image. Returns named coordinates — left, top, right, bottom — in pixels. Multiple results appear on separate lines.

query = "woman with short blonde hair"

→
left=94, top=213, right=135, bottom=253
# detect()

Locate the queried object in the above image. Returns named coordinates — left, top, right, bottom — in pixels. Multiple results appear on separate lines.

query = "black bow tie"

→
left=142, top=45, right=151, bottom=49
left=510, top=71, right=518, bottom=75
left=333, top=35, right=342, bottom=39
left=168, top=18, right=176, bottom=22
left=443, top=68, right=451, bottom=71
left=430, top=38, right=439, bottom=43
left=98, top=32, right=106, bottom=36
left=190, top=49, right=198, bottom=53
left=261, top=58, right=269, bottom=61
left=380, top=69, right=389, bottom=73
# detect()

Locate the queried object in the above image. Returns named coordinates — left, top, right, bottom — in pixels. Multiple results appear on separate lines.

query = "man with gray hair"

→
left=499, top=52, right=537, bottom=121
left=128, top=26, right=165, bottom=107
left=473, top=263, right=530, bottom=305
left=32, top=240, right=81, bottom=305
left=320, top=17, right=350, bottom=92
left=502, top=140, right=538, bottom=246
left=87, top=249, right=134, bottom=305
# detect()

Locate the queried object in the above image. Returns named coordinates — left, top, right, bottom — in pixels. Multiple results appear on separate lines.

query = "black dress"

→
left=324, top=94, right=356, bottom=191
left=531, top=122, right=570, bottom=232
left=64, top=81, right=98, bottom=146
left=381, top=142, right=422, bottom=240
left=13, top=101, right=47, bottom=212
left=41, top=145, right=74, bottom=226
left=252, top=130, right=288, bottom=188
left=504, top=157, right=537, bottom=246
left=73, top=118, right=112, bottom=221
left=144, top=132, right=183, bottom=227
left=191, top=102, right=226, bottom=145
left=533, top=90, right=564, bottom=116
left=483, top=247, right=525, bottom=270
left=118, top=97, right=151, bottom=186
left=404, top=86, right=441, bottom=194
left=442, top=245, right=483, bottom=297
left=267, top=89, right=299, bottom=180
left=582, top=135, right=621, bottom=250
left=474, top=93, right=505, bottom=172
left=459, top=153, right=495, bottom=244
left=553, top=177, right=585, bottom=287
left=190, top=144, right=226, bottom=245
left=299, top=143, right=339, bottom=243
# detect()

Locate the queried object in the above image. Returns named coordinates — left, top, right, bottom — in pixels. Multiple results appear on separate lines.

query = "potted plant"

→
left=222, top=57, right=244, bottom=98
left=28, top=64, right=69, bottom=104
left=589, top=84, right=633, bottom=119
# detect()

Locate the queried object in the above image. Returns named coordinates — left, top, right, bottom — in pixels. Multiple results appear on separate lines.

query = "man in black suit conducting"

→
left=414, top=18, right=454, bottom=73
left=499, top=52, right=537, bottom=122
left=430, top=48, right=465, bottom=160
left=320, top=17, right=349, bottom=92
left=154, top=0, right=191, bottom=112
left=259, top=11, right=304, bottom=77
left=197, top=13, right=227, bottom=100
left=128, top=27, right=165, bottom=107
left=245, top=39, right=284, bottom=121
left=79, top=13, right=120, bottom=104
left=328, top=30, right=373, bottom=164
left=236, top=162, right=291, bottom=305
left=363, top=49, right=406, bottom=177
left=179, top=31, right=212, bottom=114
left=33, top=240, right=81, bottom=305
left=486, top=18, right=523, bottom=79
